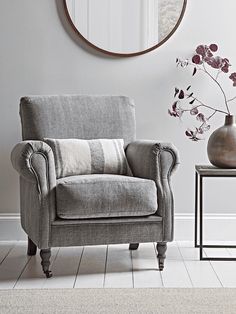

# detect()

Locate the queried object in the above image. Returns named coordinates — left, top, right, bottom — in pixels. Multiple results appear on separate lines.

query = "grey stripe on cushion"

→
left=88, top=140, right=105, bottom=173
left=44, top=138, right=130, bottom=178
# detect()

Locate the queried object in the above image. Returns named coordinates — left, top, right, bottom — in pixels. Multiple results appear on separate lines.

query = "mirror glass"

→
left=65, top=0, right=186, bottom=56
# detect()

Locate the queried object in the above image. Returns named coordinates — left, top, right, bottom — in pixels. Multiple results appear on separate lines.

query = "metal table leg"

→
left=194, top=171, right=199, bottom=248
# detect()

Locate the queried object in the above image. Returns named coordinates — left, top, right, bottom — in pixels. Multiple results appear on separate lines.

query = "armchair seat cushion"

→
left=56, top=174, right=157, bottom=219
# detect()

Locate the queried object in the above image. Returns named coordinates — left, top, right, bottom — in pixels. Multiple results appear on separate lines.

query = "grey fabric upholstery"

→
left=56, top=174, right=157, bottom=219
left=50, top=216, right=163, bottom=247
left=11, top=95, right=179, bottom=254
left=11, top=141, right=56, bottom=248
left=20, top=95, right=136, bottom=147
left=126, top=140, right=180, bottom=241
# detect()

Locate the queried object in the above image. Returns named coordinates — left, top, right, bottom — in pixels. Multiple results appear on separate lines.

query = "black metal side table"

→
left=195, top=165, right=236, bottom=261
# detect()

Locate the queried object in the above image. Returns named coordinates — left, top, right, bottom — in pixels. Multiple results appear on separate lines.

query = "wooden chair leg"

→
left=129, top=243, right=139, bottom=250
left=156, top=242, right=167, bottom=271
left=40, top=249, right=52, bottom=278
left=27, top=237, right=37, bottom=256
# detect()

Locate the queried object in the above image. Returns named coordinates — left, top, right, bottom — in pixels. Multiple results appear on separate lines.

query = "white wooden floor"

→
left=1, top=241, right=236, bottom=288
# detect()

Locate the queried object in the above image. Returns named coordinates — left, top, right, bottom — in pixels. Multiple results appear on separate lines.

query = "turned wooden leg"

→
left=27, top=237, right=37, bottom=256
left=129, top=243, right=139, bottom=250
left=40, top=249, right=52, bottom=278
left=156, top=242, right=167, bottom=271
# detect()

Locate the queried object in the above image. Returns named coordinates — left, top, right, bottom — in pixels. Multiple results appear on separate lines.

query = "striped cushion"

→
left=44, top=138, right=130, bottom=178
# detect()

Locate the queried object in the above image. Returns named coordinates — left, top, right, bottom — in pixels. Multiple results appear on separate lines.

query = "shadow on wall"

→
left=55, top=0, right=117, bottom=60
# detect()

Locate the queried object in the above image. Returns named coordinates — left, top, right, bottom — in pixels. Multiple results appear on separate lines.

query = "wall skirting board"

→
left=1, top=213, right=236, bottom=242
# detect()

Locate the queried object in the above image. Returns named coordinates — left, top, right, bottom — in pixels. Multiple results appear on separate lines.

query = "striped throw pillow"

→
left=44, top=138, right=131, bottom=178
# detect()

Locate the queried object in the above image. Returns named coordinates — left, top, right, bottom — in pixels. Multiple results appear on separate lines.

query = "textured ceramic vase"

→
left=207, top=115, right=236, bottom=168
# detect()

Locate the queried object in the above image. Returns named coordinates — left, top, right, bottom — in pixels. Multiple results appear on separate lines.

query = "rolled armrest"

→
left=126, top=140, right=179, bottom=180
left=126, top=140, right=180, bottom=241
left=11, top=140, right=55, bottom=183
left=11, top=141, right=56, bottom=248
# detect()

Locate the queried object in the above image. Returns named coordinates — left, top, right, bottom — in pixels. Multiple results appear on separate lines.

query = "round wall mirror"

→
left=64, top=0, right=187, bottom=57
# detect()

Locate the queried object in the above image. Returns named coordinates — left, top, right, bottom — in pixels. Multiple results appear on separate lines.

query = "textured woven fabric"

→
left=126, top=140, right=180, bottom=242
left=11, top=140, right=57, bottom=248
left=44, top=138, right=130, bottom=178
left=1, top=289, right=236, bottom=314
left=20, top=95, right=136, bottom=147
left=56, top=174, right=157, bottom=219
left=51, top=216, right=162, bottom=247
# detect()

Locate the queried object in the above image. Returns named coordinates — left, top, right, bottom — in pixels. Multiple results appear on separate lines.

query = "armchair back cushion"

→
left=20, top=95, right=136, bottom=147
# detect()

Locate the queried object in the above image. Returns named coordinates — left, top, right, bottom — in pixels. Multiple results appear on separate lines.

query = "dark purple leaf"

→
left=185, top=130, right=192, bottom=137
left=192, top=55, right=202, bottom=64
left=174, top=87, right=179, bottom=97
left=172, top=101, right=178, bottom=111
left=209, top=44, right=218, bottom=52
left=196, top=113, right=205, bottom=122
left=189, top=99, right=196, bottom=105
left=190, top=107, right=198, bottom=115
left=229, top=72, right=236, bottom=86
left=222, top=66, right=229, bottom=73
left=178, top=90, right=185, bottom=99
left=185, top=128, right=201, bottom=141
left=206, top=56, right=222, bottom=69
left=197, top=127, right=204, bottom=134
left=196, top=45, right=206, bottom=57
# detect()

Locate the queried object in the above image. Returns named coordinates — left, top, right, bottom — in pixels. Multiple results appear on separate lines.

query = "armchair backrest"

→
left=20, top=95, right=136, bottom=147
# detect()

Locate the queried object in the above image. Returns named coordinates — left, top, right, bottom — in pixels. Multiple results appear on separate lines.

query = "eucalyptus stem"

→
left=202, top=63, right=230, bottom=114
left=207, top=110, right=217, bottom=120
left=186, top=93, right=228, bottom=115
left=227, top=95, right=236, bottom=103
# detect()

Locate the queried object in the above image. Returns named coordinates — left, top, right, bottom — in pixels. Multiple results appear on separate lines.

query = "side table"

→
left=195, top=165, right=236, bottom=260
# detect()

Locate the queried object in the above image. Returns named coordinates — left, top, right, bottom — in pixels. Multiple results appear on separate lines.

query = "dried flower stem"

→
left=207, top=110, right=217, bottom=120
left=186, top=94, right=228, bottom=115
left=215, top=70, right=220, bottom=80
left=227, top=95, right=236, bottom=103
left=202, top=63, right=230, bottom=114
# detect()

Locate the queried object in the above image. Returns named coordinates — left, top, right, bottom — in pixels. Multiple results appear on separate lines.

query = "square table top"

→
left=195, top=165, right=236, bottom=176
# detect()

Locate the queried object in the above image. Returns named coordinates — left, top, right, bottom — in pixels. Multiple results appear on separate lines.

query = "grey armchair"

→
left=11, top=95, right=179, bottom=278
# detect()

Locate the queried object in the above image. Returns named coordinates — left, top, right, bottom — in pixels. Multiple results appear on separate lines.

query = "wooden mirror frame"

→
left=63, top=0, right=187, bottom=57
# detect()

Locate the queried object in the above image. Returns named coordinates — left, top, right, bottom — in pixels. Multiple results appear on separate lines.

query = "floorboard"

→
left=104, top=244, right=133, bottom=288
left=0, top=241, right=235, bottom=288
left=15, top=248, right=59, bottom=289
left=205, top=248, right=236, bottom=287
left=74, top=245, right=106, bottom=288
left=0, top=243, right=31, bottom=289
left=178, top=243, right=222, bottom=287
left=160, top=242, right=192, bottom=288
left=44, top=247, right=83, bottom=289
left=132, top=243, right=163, bottom=288
left=0, top=243, right=14, bottom=265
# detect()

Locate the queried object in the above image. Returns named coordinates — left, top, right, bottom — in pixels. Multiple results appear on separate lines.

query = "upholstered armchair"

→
left=11, top=95, right=179, bottom=278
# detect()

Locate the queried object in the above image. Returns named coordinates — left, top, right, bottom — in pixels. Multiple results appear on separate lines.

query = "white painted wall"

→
left=1, top=0, right=236, bottom=218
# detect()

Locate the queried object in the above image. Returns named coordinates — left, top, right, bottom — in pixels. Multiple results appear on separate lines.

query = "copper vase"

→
left=207, top=115, right=236, bottom=168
